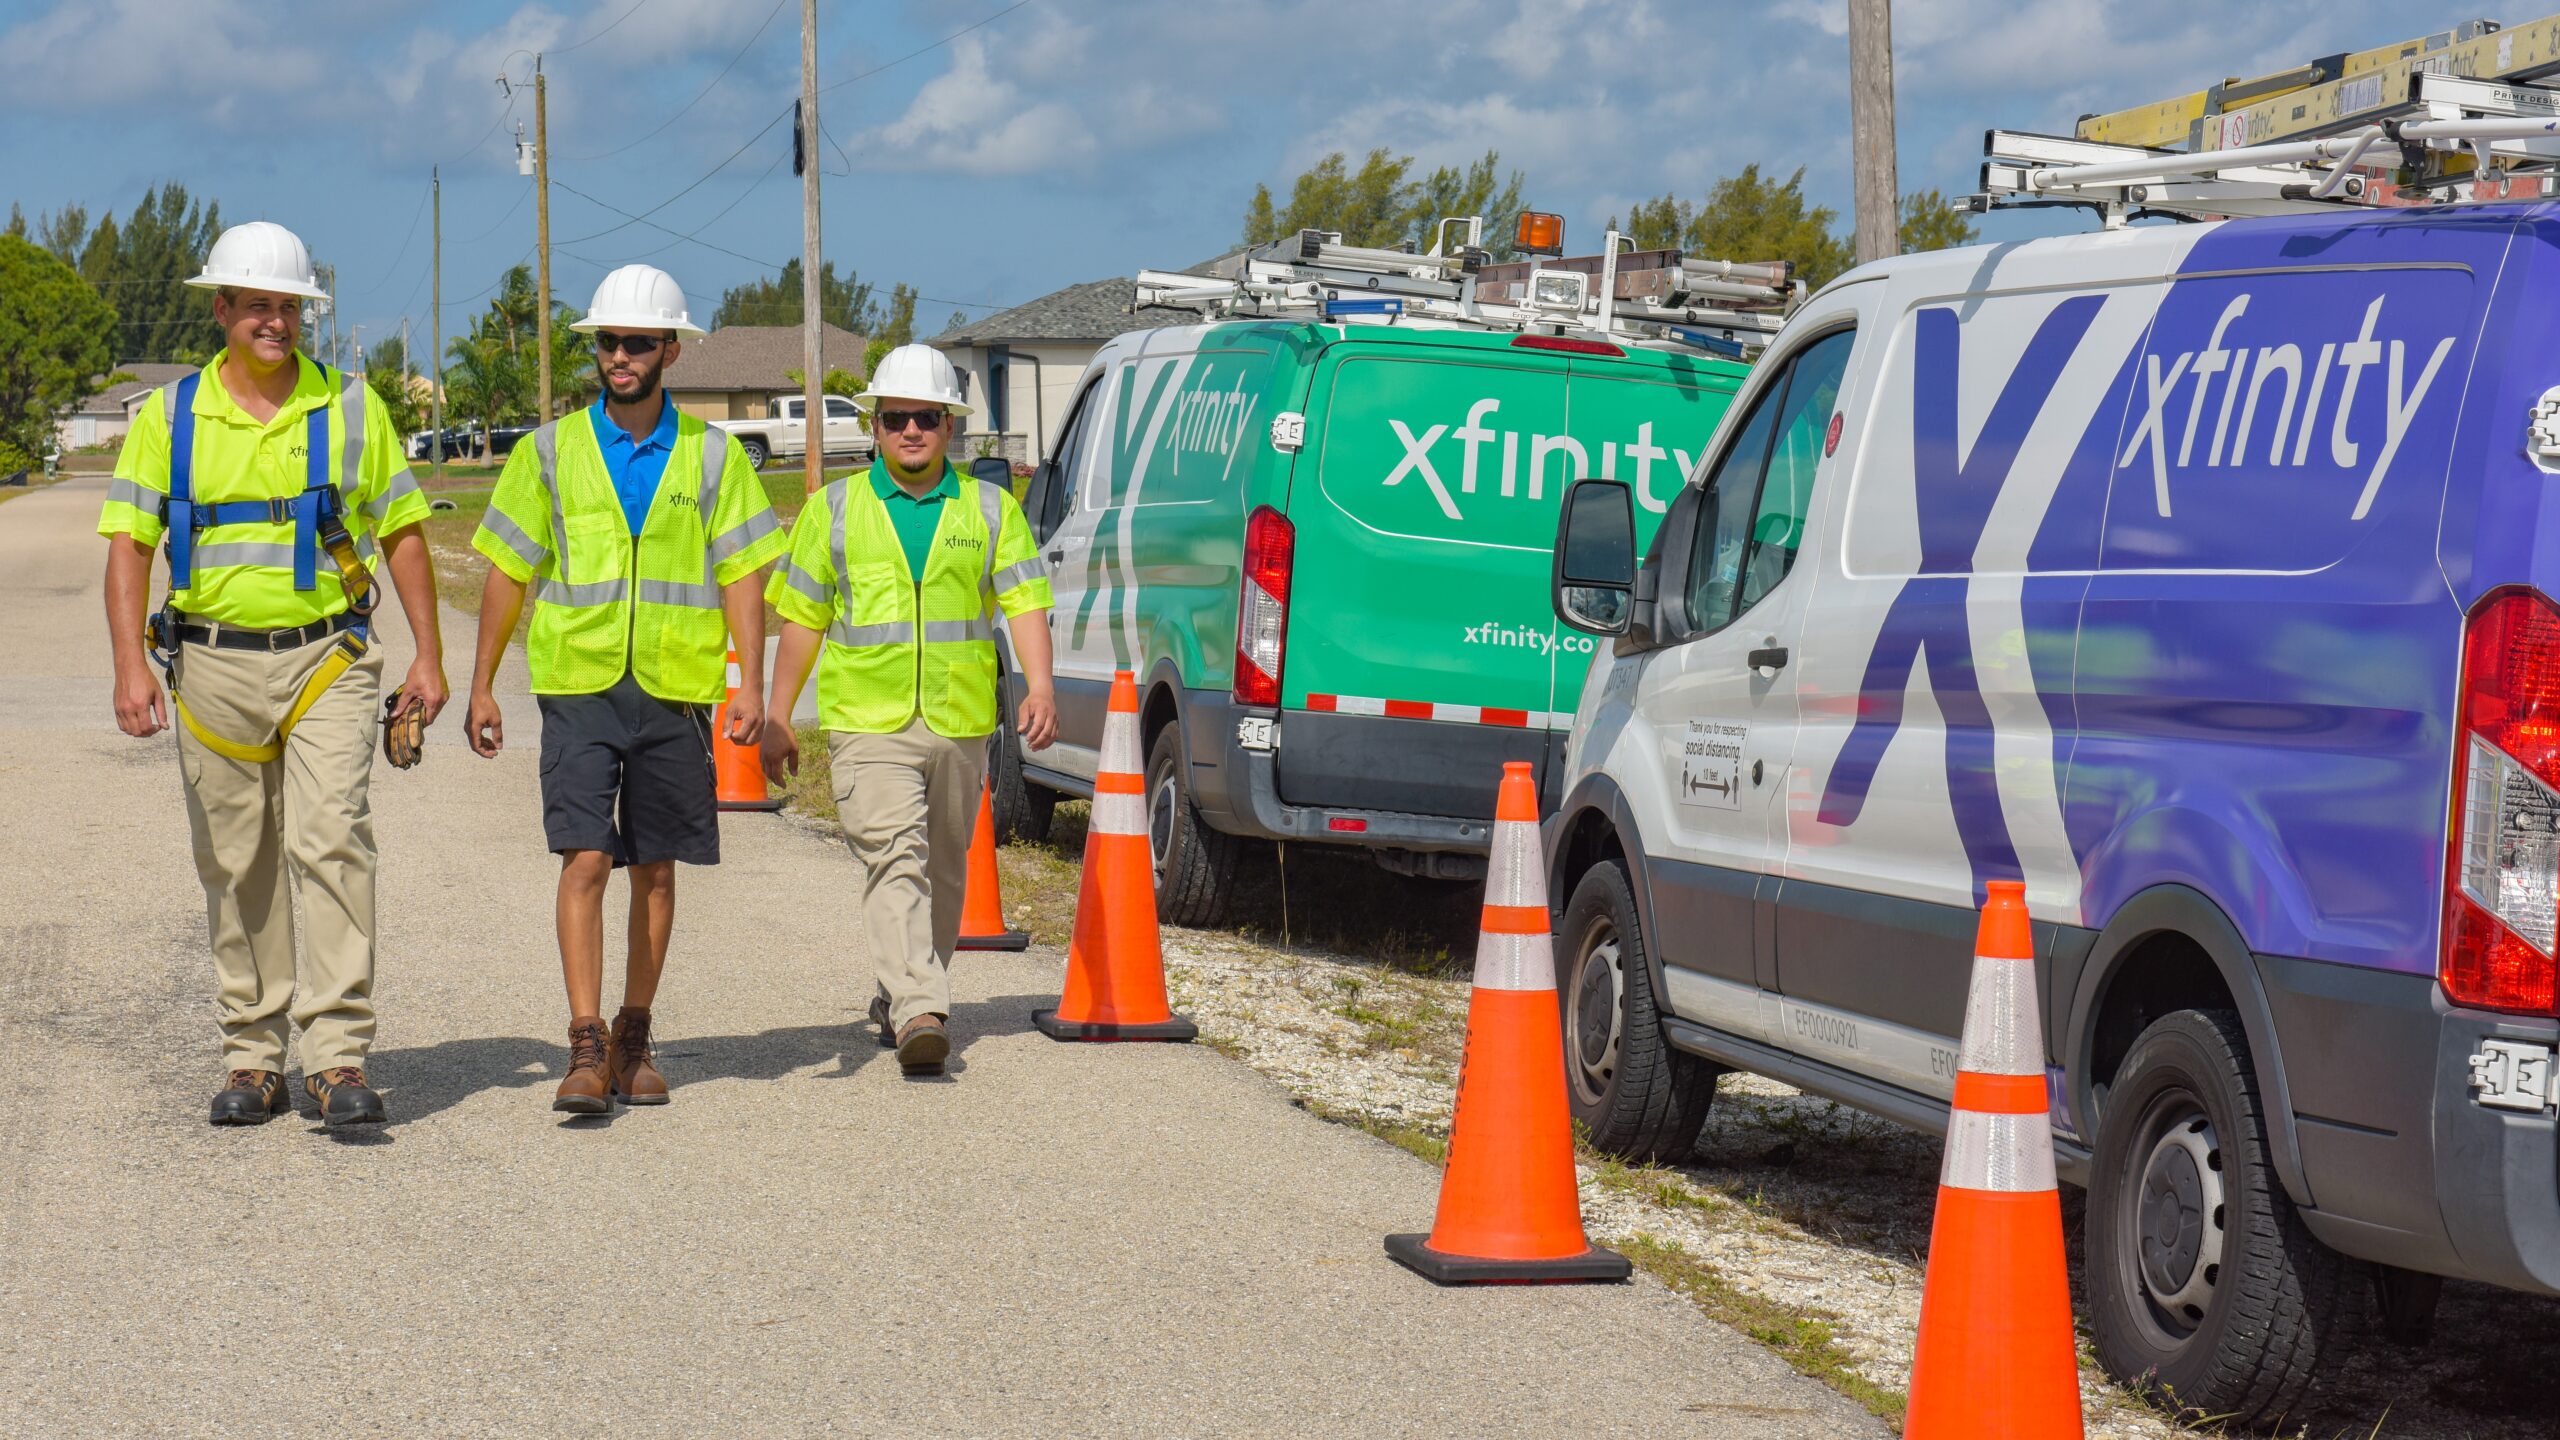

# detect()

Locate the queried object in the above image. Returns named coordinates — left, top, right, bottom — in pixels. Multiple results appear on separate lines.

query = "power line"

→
left=346, top=186, right=432, bottom=299
left=456, top=184, right=533, bottom=245
left=549, top=176, right=783, bottom=270
left=441, top=90, right=521, bottom=168
left=618, top=150, right=790, bottom=263
left=817, top=0, right=1033, bottom=97
left=552, top=0, right=651, bottom=55
left=559, top=0, right=789, bottom=163
left=551, top=103, right=793, bottom=247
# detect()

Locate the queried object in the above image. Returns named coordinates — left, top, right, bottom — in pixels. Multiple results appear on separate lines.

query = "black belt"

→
left=174, top=611, right=363, bottom=654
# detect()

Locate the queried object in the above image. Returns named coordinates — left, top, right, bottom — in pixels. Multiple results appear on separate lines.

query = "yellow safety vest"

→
left=471, top=409, right=783, bottom=703
left=813, top=474, right=1035, bottom=737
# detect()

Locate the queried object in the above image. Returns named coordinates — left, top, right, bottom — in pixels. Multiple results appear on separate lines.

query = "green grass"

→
left=1616, top=1234, right=1909, bottom=1426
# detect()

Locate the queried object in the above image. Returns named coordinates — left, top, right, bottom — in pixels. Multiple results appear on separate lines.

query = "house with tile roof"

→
left=57, top=363, right=198, bottom=451
left=663, top=322, right=868, bottom=423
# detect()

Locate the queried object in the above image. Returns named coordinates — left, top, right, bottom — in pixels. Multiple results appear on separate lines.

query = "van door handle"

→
left=1046, top=547, right=1065, bottom=563
left=1747, top=646, right=1789, bottom=673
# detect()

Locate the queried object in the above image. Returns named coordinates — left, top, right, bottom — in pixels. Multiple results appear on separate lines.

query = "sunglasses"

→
left=876, top=408, right=945, bottom=433
left=592, top=331, right=666, bottom=357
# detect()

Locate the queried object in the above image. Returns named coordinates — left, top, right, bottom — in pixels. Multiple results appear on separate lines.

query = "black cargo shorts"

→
left=535, top=671, right=720, bottom=867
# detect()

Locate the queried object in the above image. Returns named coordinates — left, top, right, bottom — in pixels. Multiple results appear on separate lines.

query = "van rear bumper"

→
left=2265, top=955, right=2560, bottom=1295
left=1183, top=690, right=1499, bottom=859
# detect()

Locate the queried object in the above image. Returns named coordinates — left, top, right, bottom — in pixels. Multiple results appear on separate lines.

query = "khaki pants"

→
left=172, top=630, right=384, bottom=1076
left=828, top=721, right=988, bottom=1030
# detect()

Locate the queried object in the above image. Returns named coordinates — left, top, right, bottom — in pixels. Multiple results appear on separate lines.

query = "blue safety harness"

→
left=144, top=368, right=385, bottom=764
left=162, top=369, right=354, bottom=594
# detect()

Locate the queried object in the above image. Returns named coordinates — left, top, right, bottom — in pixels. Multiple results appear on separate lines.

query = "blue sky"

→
left=0, top=0, right=2467, bottom=360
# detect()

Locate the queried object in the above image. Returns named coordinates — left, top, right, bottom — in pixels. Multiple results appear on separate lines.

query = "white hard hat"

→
left=571, top=264, right=705, bottom=337
left=185, top=221, right=328, bottom=301
left=854, top=343, right=972, bottom=416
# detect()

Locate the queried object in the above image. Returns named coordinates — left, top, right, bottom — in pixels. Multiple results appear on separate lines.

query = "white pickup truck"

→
left=709, top=394, right=874, bottom=470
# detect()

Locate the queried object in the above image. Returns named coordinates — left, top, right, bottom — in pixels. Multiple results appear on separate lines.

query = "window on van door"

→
left=1684, top=327, right=1856, bottom=633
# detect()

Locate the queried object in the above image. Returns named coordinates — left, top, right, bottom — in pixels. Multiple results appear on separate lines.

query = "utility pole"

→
left=535, top=56, right=555, bottom=423
left=1848, top=0, right=1900, bottom=265
left=800, top=0, right=823, bottom=496
left=431, top=167, right=444, bottom=482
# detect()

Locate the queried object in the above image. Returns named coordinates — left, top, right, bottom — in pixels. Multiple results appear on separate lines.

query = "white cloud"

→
left=0, top=0, right=329, bottom=113
left=854, top=33, right=1098, bottom=174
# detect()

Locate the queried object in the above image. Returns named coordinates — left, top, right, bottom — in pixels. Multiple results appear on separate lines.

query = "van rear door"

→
left=1281, top=343, right=1574, bottom=819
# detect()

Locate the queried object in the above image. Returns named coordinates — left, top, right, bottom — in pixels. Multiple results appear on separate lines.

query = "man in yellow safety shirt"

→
left=761, top=344, right=1057, bottom=1076
left=464, top=264, right=787, bottom=1114
left=99, top=220, right=448, bottom=1129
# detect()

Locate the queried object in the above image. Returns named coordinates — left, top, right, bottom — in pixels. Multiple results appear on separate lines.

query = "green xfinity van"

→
left=997, top=307, right=1751, bottom=923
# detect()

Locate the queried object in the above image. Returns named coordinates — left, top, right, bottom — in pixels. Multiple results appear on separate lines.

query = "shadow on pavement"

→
left=374, top=993, right=1049, bottom=1125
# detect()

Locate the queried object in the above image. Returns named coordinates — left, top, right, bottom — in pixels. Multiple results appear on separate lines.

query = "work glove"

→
left=382, top=693, right=429, bottom=770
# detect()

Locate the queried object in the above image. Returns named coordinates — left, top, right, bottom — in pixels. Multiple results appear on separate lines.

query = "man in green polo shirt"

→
left=761, top=345, right=1056, bottom=1076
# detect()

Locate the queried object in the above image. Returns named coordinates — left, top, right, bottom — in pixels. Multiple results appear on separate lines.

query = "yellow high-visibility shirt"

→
left=99, top=353, right=428, bottom=630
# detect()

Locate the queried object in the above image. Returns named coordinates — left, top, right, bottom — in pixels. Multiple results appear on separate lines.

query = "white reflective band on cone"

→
left=1472, top=930, right=1556, bottom=992
left=1091, top=791, right=1147, bottom=837
left=1955, top=954, right=2044, bottom=1076
left=1482, top=816, right=1546, bottom=910
left=1100, top=709, right=1142, bottom=775
left=1940, top=1110, right=2059, bottom=1192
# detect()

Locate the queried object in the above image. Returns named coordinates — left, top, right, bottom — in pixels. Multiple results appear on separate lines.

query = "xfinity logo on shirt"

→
left=1384, top=399, right=1705, bottom=522
left=2116, top=293, right=2458, bottom=522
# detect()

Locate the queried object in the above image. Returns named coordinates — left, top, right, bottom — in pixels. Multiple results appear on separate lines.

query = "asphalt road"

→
left=0, top=476, right=1887, bottom=1439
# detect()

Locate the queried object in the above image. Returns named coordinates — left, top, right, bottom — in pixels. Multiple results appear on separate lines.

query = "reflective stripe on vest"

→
left=162, top=367, right=367, bottom=593
left=819, top=470, right=1005, bottom=735
left=521, top=412, right=750, bottom=700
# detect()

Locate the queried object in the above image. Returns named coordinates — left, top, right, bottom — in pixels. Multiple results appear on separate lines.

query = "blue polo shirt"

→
left=593, top=397, right=679, bottom=535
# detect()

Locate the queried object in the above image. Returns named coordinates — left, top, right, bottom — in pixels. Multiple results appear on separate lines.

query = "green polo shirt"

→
left=871, top=460, right=958, bottom=579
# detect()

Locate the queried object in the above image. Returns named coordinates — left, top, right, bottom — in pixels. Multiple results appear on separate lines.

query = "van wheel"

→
left=989, top=706, right=1053, bottom=845
left=1558, top=860, right=1717, bottom=1162
left=2088, top=1009, right=2344, bottom=1427
left=738, top=436, right=770, bottom=470
left=1147, top=724, right=1237, bottom=928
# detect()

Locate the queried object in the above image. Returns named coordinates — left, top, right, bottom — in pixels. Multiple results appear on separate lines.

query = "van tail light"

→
left=1235, top=505, right=1295, bottom=709
left=2444, top=588, right=2560, bottom=1013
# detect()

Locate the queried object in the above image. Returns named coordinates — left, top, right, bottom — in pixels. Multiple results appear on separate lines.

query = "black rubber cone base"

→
left=1385, top=1233, right=1633, bottom=1285
left=1033, top=1008, right=1198, bottom=1042
left=717, top=797, right=787, bottom=813
left=958, top=929, right=1031, bottom=952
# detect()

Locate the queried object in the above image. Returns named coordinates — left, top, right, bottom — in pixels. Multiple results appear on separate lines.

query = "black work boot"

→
left=305, top=1067, right=387, bottom=1128
left=209, top=1069, right=288, bottom=1126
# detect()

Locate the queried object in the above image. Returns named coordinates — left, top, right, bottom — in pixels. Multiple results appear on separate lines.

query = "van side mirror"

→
left=1553, top=478, right=1636, bottom=636
left=968, top=455, right=1015, bottom=497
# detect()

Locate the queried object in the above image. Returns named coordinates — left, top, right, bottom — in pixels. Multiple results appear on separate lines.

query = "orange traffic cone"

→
left=1904, top=879, right=2084, bottom=1439
left=1386, top=761, right=1629, bottom=1285
left=713, top=645, right=783, bottom=813
left=1033, top=670, right=1196, bottom=1042
left=958, top=778, right=1028, bottom=951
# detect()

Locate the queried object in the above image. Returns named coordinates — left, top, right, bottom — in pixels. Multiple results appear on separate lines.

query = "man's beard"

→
left=608, top=366, right=662, bottom=403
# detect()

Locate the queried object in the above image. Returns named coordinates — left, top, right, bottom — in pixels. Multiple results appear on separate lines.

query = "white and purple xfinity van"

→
left=1544, top=199, right=2557, bottom=1422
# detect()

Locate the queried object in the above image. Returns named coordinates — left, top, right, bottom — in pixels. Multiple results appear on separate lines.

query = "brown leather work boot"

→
left=305, top=1067, right=386, bottom=1128
left=610, top=1006, right=668, bottom=1105
left=554, top=1017, right=615, bottom=1114
left=210, top=1069, right=288, bottom=1126
left=894, top=1014, right=950, bottom=1076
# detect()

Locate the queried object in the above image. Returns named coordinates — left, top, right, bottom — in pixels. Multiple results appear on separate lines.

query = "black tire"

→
left=2088, top=1009, right=2346, bottom=1428
left=987, top=702, right=1054, bottom=845
left=1146, top=723, right=1238, bottom=928
left=1557, top=860, right=1718, bottom=1162
left=738, top=436, right=770, bottom=470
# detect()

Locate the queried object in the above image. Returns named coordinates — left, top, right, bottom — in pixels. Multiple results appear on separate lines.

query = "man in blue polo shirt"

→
left=464, top=263, right=785, bottom=1113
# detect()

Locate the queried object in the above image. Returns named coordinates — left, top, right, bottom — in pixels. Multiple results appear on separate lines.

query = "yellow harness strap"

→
left=173, top=631, right=368, bottom=765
